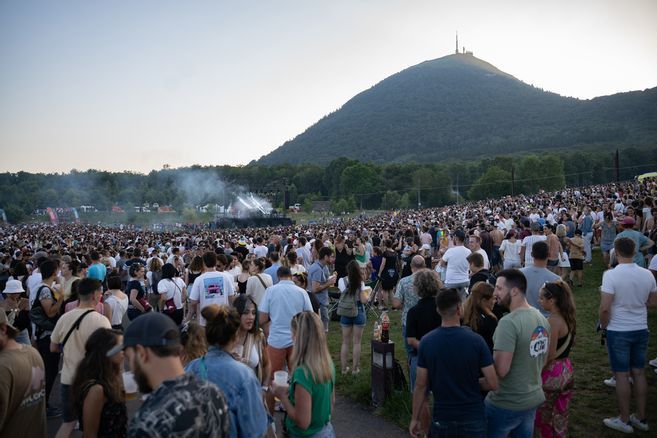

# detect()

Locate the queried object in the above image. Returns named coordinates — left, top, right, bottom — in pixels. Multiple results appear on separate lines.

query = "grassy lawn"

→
left=326, top=249, right=657, bottom=436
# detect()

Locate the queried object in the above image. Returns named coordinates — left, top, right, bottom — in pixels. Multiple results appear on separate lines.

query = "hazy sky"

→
left=1, top=0, right=656, bottom=174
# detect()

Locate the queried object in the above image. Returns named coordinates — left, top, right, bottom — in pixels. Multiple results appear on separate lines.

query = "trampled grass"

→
left=326, top=249, right=657, bottom=437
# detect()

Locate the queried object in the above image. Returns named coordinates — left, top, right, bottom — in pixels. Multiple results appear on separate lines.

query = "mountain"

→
left=257, top=53, right=657, bottom=165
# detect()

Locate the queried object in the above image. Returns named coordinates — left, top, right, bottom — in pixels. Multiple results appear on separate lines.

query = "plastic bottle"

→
left=381, top=312, right=390, bottom=343
left=373, top=321, right=381, bottom=341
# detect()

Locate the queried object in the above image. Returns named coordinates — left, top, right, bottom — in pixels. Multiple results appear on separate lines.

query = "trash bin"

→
left=371, top=339, right=394, bottom=406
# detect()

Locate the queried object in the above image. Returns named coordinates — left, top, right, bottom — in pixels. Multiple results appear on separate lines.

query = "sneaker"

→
left=603, top=376, right=633, bottom=387
left=603, top=417, right=634, bottom=434
left=649, top=357, right=657, bottom=368
left=341, top=366, right=351, bottom=375
left=630, top=414, right=649, bottom=432
left=352, top=367, right=361, bottom=375
left=46, top=406, right=62, bottom=418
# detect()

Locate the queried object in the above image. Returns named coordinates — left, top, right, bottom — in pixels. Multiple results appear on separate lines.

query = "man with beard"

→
left=0, top=309, right=47, bottom=437
left=486, top=269, right=550, bottom=438
left=106, top=312, right=230, bottom=438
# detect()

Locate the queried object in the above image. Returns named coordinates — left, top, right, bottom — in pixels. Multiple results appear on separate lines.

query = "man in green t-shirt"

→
left=486, top=269, right=550, bottom=438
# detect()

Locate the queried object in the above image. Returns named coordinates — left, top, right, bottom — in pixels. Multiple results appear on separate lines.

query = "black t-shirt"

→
left=406, top=297, right=442, bottom=351
left=372, top=235, right=381, bottom=248
left=469, top=269, right=491, bottom=289
left=334, top=247, right=353, bottom=279
left=417, top=326, right=493, bottom=422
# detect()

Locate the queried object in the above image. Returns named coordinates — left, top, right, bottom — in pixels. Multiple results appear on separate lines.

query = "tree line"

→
left=1, top=146, right=656, bottom=223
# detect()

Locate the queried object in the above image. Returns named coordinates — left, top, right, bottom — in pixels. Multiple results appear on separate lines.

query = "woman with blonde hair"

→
left=462, top=281, right=497, bottom=352
left=272, top=311, right=336, bottom=438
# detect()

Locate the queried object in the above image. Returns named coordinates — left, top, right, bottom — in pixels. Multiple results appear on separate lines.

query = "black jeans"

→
left=37, top=335, right=60, bottom=406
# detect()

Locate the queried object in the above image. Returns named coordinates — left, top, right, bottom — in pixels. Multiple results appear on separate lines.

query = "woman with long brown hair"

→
left=462, top=281, right=498, bottom=352
left=185, top=304, right=269, bottom=437
left=71, top=328, right=127, bottom=438
left=271, top=311, right=335, bottom=437
left=232, top=294, right=270, bottom=386
left=338, top=260, right=370, bottom=374
left=535, top=280, right=576, bottom=438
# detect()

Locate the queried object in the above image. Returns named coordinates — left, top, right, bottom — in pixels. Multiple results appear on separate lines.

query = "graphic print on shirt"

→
left=529, top=326, right=549, bottom=358
left=203, top=276, right=224, bottom=299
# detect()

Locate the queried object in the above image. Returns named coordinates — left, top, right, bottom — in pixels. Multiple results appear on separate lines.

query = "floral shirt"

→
left=128, top=373, right=230, bottom=438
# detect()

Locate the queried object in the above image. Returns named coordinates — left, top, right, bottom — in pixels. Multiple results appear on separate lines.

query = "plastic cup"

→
left=123, top=371, right=138, bottom=397
left=274, top=370, right=288, bottom=386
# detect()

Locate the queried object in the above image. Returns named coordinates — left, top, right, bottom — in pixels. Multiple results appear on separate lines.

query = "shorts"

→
left=570, top=259, right=583, bottom=271
left=601, top=242, right=614, bottom=253
left=547, top=259, right=559, bottom=267
left=268, top=345, right=294, bottom=375
left=340, top=304, right=366, bottom=327
left=60, top=383, right=76, bottom=422
left=606, top=329, right=649, bottom=372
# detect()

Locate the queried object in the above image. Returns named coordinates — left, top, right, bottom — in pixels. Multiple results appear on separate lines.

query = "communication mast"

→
left=455, top=31, right=459, bottom=54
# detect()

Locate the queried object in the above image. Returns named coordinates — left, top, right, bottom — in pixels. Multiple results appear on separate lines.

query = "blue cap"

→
left=106, top=312, right=180, bottom=357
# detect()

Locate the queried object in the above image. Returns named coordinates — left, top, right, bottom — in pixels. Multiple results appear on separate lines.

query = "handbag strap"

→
left=62, top=309, right=95, bottom=348
left=255, top=274, right=268, bottom=289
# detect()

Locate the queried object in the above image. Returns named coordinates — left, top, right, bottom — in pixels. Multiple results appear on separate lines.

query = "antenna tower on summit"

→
left=455, top=32, right=459, bottom=54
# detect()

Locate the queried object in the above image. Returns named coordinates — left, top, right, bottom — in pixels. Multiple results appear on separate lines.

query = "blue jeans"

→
left=409, top=352, right=418, bottom=392
left=485, top=400, right=537, bottom=438
left=402, top=324, right=413, bottom=356
left=430, top=418, right=486, bottom=438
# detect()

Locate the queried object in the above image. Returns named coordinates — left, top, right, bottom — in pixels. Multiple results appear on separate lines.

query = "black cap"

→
left=106, top=312, right=180, bottom=357
left=453, top=229, right=466, bottom=240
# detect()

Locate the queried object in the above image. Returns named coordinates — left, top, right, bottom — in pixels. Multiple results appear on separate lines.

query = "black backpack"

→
left=29, top=285, right=60, bottom=333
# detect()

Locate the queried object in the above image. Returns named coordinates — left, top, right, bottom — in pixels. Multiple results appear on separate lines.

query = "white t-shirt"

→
left=476, top=248, right=490, bottom=270
left=246, top=273, right=273, bottom=306
left=105, top=294, right=129, bottom=326
left=27, top=272, right=43, bottom=307
left=50, top=308, right=111, bottom=384
left=254, top=245, right=268, bottom=258
left=158, top=277, right=186, bottom=310
left=601, top=263, right=657, bottom=331
left=499, top=239, right=522, bottom=263
left=521, top=235, right=547, bottom=266
left=259, top=280, right=313, bottom=349
left=649, top=254, right=657, bottom=271
left=189, top=271, right=236, bottom=326
left=442, top=245, right=471, bottom=284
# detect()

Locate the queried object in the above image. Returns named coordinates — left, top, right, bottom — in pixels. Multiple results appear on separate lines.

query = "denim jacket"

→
left=186, top=346, right=268, bottom=438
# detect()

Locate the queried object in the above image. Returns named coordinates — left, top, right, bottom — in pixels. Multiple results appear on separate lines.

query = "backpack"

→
left=29, top=285, right=59, bottom=333
left=336, top=281, right=358, bottom=318
left=150, top=271, right=162, bottom=295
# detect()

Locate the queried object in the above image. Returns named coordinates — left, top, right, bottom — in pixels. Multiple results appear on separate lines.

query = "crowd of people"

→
left=0, top=177, right=656, bottom=437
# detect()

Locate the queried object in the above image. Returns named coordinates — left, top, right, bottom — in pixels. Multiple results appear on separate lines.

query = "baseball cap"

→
left=453, top=230, right=466, bottom=240
left=530, top=222, right=542, bottom=232
left=621, top=216, right=636, bottom=226
left=106, top=312, right=180, bottom=357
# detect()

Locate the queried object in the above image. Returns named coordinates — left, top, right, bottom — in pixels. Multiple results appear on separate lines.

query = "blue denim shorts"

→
left=606, top=329, right=649, bottom=372
left=340, top=304, right=366, bottom=327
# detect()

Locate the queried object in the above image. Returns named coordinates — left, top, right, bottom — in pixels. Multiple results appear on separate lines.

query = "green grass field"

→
left=325, top=249, right=657, bottom=436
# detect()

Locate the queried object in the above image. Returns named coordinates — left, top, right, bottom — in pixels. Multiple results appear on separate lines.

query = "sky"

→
left=1, top=0, right=656, bottom=174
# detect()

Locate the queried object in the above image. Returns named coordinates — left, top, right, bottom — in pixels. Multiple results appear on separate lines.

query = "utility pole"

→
left=511, top=166, right=515, bottom=196
left=417, top=177, right=421, bottom=209
left=614, top=149, right=620, bottom=182
left=455, top=174, right=459, bottom=205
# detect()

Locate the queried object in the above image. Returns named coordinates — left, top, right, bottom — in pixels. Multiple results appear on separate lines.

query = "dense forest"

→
left=1, top=146, right=656, bottom=223
left=258, top=54, right=657, bottom=165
